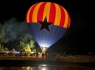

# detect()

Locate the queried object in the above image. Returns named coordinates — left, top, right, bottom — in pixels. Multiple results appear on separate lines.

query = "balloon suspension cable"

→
left=72, top=22, right=89, bottom=53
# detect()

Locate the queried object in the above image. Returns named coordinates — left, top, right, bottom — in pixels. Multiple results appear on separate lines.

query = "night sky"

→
left=0, top=0, right=95, bottom=54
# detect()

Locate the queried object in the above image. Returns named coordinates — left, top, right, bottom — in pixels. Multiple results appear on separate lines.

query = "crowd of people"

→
left=35, top=52, right=60, bottom=61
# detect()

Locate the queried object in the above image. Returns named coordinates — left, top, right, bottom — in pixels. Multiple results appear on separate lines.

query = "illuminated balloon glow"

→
left=26, top=2, right=71, bottom=52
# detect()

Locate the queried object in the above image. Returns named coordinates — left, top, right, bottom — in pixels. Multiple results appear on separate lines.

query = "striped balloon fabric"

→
left=26, top=2, right=70, bottom=28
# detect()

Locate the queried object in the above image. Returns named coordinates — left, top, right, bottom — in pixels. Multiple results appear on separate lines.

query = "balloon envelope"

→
left=26, top=2, right=71, bottom=48
left=27, top=23, right=67, bottom=48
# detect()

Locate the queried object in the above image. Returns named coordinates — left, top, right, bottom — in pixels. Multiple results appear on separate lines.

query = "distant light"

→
left=30, top=52, right=34, bottom=54
left=42, top=68, right=46, bottom=70
left=40, top=64, right=47, bottom=66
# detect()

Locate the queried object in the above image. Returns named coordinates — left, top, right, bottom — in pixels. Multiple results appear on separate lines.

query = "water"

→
left=0, top=55, right=95, bottom=70
left=0, top=65, right=95, bottom=70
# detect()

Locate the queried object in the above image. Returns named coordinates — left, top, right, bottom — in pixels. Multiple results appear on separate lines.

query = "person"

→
left=42, top=53, right=44, bottom=58
left=36, top=52, right=38, bottom=58
left=45, top=52, right=48, bottom=58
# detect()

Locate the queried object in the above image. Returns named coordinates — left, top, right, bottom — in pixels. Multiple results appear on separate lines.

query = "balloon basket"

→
left=40, top=47, right=48, bottom=53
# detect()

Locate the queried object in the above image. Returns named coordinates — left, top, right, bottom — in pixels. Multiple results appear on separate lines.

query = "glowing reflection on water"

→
left=0, top=65, right=94, bottom=70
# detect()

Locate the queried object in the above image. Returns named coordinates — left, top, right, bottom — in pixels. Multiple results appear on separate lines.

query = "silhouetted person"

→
left=42, top=53, right=44, bottom=58
left=45, top=52, right=48, bottom=58
left=36, top=52, right=38, bottom=58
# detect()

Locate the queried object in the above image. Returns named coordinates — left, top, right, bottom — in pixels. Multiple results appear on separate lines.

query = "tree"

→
left=29, top=39, right=36, bottom=52
left=17, top=37, right=28, bottom=51
left=0, top=23, right=8, bottom=52
left=0, top=45, right=2, bottom=52
left=32, top=48, right=36, bottom=52
left=29, top=39, right=35, bottom=48
left=17, top=36, right=36, bottom=53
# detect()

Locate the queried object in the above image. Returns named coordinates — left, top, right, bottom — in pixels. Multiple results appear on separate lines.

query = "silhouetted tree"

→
left=0, top=23, right=8, bottom=52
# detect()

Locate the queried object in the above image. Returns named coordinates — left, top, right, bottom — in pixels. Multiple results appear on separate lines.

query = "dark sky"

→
left=0, top=0, right=95, bottom=54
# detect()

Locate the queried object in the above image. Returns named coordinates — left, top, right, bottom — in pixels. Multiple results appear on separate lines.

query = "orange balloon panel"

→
left=26, top=2, right=71, bottom=28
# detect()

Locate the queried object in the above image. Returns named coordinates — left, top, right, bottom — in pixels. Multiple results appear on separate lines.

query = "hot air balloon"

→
left=26, top=2, right=71, bottom=53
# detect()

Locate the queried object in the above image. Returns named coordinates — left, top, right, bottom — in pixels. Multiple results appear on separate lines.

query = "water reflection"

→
left=0, top=65, right=94, bottom=70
